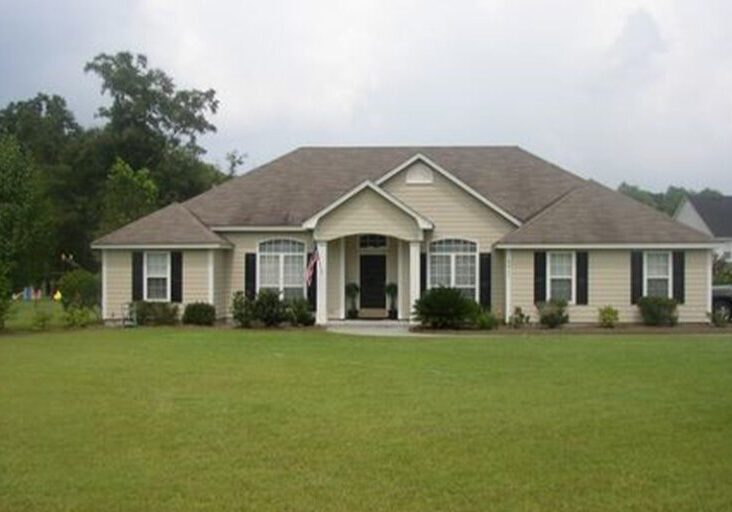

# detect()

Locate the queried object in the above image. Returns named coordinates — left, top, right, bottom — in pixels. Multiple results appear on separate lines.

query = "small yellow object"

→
left=53, top=290, right=62, bottom=301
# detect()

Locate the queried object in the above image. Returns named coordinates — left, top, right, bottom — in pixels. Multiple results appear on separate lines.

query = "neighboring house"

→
left=92, top=146, right=715, bottom=324
left=674, top=195, right=732, bottom=261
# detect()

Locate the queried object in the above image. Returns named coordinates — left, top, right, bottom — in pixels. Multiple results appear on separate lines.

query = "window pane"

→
left=430, top=239, right=476, bottom=253
left=283, top=287, right=304, bottom=302
left=457, top=287, right=475, bottom=300
left=259, top=286, right=279, bottom=296
left=147, top=277, right=167, bottom=299
left=550, top=278, right=572, bottom=302
left=550, top=253, right=572, bottom=278
left=283, top=254, right=304, bottom=287
left=647, top=278, right=669, bottom=298
left=454, top=255, right=476, bottom=286
left=647, top=253, right=669, bottom=277
left=146, top=253, right=168, bottom=276
left=259, top=239, right=304, bottom=254
left=360, top=235, right=386, bottom=248
left=430, top=255, right=451, bottom=287
left=259, top=254, right=280, bottom=287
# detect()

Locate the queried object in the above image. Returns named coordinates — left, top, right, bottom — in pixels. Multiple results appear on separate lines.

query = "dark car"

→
left=713, top=285, right=732, bottom=321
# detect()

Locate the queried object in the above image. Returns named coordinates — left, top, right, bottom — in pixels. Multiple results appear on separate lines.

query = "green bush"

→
left=288, top=298, right=315, bottom=326
left=538, top=300, right=569, bottom=329
left=508, top=307, right=530, bottom=328
left=0, top=273, right=10, bottom=330
left=57, top=269, right=100, bottom=310
left=637, top=296, right=678, bottom=326
left=135, top=301, right=179, bottom=326
left=414, top=287, right=476, bottom=329
left=32, top=300, right=54, bottom=330
left=254, top=289, right=287, bottom=327
left=475, top=310, right=500, bottom=330
left=182, top=302, right=216, bottom=326
left=231, top=291, right=255, bottom=328
left=598, top=305, right=619, bottom=328
left=63, top=305, right=97, bottom=328
left=708, top=310, right=729, bottom=328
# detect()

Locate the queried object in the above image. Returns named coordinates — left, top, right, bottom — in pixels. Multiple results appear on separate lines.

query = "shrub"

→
left=231, top=291, right=255, bottom=328
left=538, top=300, right=569, bottom=328
left=135, top=301, right=179, bottom=326
left=345, top=282, right=360, bottom=317
left=475, top=310, right=500, bottom=330
left=508, top=307, right=530, bottom=328
left=57, top=269, right=99, bottom=310
left=32, top=300, right=54, bottom=330
left=182, top=302, right=216, bottom=326
left=0, top=273, right=10, bottom=330
left=708, top=310, right=729, bottom=328
left=637, top=296, right=678, bottom=326
left=414, top=287, right=476, bottom=329
left=288, top=298, right=315, bottom=326
left=598, top=305, right=619, bottom=328
left=254, top=289, right=287, bottom=327
left=63, top=305, right=97, bottom=328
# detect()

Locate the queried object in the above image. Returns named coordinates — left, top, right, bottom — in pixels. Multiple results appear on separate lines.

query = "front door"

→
left=360, top=255, right=386, bottom=308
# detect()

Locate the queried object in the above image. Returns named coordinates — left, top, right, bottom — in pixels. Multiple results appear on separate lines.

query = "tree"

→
left=97, top=158, right=158, bottom=236
left=0, top=136, right=51, bottom=289
left=225, top=150, right=247, bottom=177
left=618, top=183, right=723, bottom=216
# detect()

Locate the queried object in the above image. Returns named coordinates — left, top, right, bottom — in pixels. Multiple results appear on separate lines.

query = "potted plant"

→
left=385, top=282, right=398, bottom=319
left=345, top=282, right=360, bottom=319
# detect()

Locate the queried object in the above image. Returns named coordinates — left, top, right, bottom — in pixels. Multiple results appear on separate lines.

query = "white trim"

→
left=340, top=238, right=346, bottom=319
left=207, top=250, right=214, bottom=304
left=255, top=238, right=307, bottom=299
left=495, top=243, right=718, bottom=250
left=409, top=241, right=420, bottom=322
left=375, top=153, right=522, bottom=227
left=505, top=249, right=512, bottom=323
left=707, top=250, right=713, bottom=315
left=316, top=241, right=328, bottom=324
left=211, top=226, right=306, bottom=232
left=642, top=251, right=673, bottom=299
left=546, top=251, right=576, bottom=304
left=302, top=180, right=433, bottom=230
left=101, top=251, right=108, bottom=319
left=92, top=243, right=229, bottom=250
left=143, top=251, right=171, bottom=302
left=397, top=240, right=403, bottom=319
left=426, top=238, right=480, bottom=303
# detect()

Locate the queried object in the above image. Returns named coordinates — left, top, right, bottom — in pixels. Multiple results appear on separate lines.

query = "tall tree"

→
left=618, top=183, right=723, bottom=216
left=97, top=158, right=158, bottom=236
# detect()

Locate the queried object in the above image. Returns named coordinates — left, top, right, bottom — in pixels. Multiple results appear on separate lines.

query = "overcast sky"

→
left=1, top=0, right=731, bottom=192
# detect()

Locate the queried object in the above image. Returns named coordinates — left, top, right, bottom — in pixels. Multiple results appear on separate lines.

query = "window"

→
left=547, top=252, right=574, bottom=303
left=258, top=239, right=306, bottom=301
left=429, top=239, right=477, bottom=299
left=145, top=252, right=170, bottom=301
left=360, top=235, right=387, bottom=249
left=644, top=251, right=671, bottom=298
left=406, top=164, right=434, bottom=184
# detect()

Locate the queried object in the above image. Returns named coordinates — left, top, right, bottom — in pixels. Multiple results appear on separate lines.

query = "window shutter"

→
left=171, top=251, right=183, bottom=302
left=245, top=253, right=257, bottom=299
left=534, top=251, right=546, bottom=304
left=631, top=251, right=643, bottom=304
left=307, top=252, right=317, bottom=311
left=576, top=251, right=588, bottom=305
left=479, top=253, right=491, bottom=308
left=132, top=252, right=143, bottom=301
left=673, top=251, right=685, bottom=303
left=420, top=253, right=426, bottom=296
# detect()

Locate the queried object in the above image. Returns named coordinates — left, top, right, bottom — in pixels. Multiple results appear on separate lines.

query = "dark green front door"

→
left=360, top=255, right=386, bottom=308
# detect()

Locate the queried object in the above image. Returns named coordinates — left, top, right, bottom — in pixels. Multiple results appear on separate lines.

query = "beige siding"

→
left=314, top=188, right=421, bottom=241
left=104, top=250, right=131, bottom=321
left=214, top=249, right=232, bottom=318
left=382, top=163, right=515, bottom=249
left=508, top=249, right=711, bottom=324
left=182, top=250, right=209, bottom=306
left=491, top=250, right=505, bottom=318
left=398, top=240, right=410, bottom=319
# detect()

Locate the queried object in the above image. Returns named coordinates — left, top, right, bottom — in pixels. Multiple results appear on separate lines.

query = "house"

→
left=674, top=195, right=732, bottom=261
left=92, top=146, right=715, bottom=325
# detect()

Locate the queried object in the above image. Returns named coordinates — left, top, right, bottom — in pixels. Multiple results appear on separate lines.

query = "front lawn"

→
left=1, top=329, right=731, bottom=511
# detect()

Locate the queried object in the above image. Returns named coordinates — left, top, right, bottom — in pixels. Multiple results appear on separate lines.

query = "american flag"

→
left=305, top=248, right=319, bottom=287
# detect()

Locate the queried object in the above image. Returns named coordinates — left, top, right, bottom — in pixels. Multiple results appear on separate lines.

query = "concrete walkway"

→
left=326, top=320, right=438, bottom=337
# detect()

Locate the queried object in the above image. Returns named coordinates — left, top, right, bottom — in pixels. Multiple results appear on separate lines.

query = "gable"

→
left=382, top=161, right=516, bottom=249
left=674, top=199, right=713, bottom=236
left=314, top=187, right=424, bottom=241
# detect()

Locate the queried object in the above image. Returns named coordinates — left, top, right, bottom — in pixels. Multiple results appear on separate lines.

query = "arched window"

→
left=258, top=239, right=306, bottom=300
left=429, top=239, right=477, bottom=300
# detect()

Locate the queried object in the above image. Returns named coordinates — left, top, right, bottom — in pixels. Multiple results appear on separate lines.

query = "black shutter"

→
left=576, top=251, right=588, bottom=305
left=171, top=251, right=183, bottom=302
left=420, top=253, right=427, bottom=296
left=132, top=252, right=143, bottom=301
left=245, top=253, right=256, bottom=299
left=534, top=251, right=546, bottom=304
left=673, top=251, right=685, bottom=303
left=479, top=253, right=491, bottom=308
left=631, top=251, right=643, bottom=304
left=307, top=252, right=317, bottom=310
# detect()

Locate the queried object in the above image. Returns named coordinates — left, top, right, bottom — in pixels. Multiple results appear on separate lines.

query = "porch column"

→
left=409, top=241, right=420, bottom=322
left=316, top=241, right=328, bottom=325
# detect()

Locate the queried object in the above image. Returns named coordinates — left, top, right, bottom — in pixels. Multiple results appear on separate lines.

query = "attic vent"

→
left=405, top=163, right=433, bottom=184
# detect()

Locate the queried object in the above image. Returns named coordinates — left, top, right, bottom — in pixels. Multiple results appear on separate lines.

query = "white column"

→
left=409, top=241, right=420, bottom=322
left=504, top=249, right=512, bottom=323
left=316, top=241, right=328, bottom=325
left=397, top=241, right=403, bottom=319
left=339, top=238, right=346, bottom=319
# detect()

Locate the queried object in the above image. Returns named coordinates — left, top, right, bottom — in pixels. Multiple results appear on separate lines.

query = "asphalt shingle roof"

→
left=687, top=195, right=732, bottom=238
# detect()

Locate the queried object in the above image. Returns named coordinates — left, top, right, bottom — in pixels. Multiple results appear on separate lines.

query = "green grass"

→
left=1, top=329, right=731, bottom=511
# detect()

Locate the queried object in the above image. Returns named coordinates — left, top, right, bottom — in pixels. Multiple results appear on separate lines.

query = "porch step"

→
left=328, top=319, right=410, bottom=328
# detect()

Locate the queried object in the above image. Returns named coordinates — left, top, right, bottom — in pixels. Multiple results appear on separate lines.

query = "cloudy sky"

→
left=1, top=0, right=731, bottom=191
